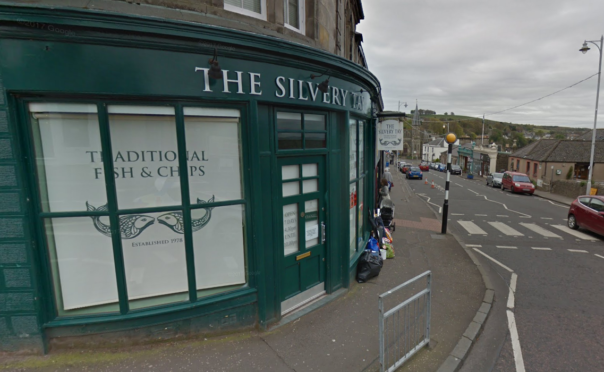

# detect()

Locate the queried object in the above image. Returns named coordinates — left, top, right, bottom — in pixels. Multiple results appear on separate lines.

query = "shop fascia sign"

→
left=194, top=67, right=367, bottom=111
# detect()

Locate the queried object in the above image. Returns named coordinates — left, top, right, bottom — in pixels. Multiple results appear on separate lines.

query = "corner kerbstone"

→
left=473, top=311, right=487, bottom=325
left=483, top=289, right=495, bottom=304
left=451, top=336, right=472, bottom=360
left=463, top=321, right=482, bottom=341
left=478, top=302, right=491, bottom=315
left=436, top=355, right=462, bottom=372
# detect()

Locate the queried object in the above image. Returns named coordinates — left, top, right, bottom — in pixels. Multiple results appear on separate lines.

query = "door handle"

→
left=321, top=222, right=326, bottom=243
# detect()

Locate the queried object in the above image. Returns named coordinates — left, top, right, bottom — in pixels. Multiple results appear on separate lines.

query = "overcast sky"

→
left=357, top=0, right=604, bottom=128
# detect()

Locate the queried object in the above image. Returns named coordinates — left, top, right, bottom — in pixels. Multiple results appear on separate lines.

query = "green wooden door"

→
left=277, top=155, right=327, bottom=310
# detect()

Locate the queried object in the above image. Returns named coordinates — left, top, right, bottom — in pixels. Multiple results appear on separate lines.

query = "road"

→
left=397, top=162, right=604, bottom=372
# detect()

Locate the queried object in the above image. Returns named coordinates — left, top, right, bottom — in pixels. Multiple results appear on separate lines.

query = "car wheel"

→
left=568, top=214, right=579, bottom=230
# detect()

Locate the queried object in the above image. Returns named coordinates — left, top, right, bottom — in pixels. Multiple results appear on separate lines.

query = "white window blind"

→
left=225, top=0, right=261, bottom=14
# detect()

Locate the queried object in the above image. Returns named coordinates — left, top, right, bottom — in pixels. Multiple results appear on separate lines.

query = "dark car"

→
left=486, top=172, right=503, bottom=187
left=501, top=171, right=534, bottom=195
left=406, top=167, right=423, bottom=180
left=450, top=165, right=462, bottom=175
left=568, top=195, right=604, bottom=237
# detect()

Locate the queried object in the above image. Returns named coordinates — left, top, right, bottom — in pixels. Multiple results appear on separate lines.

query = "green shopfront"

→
left=0, top=6, right=382, bottom=352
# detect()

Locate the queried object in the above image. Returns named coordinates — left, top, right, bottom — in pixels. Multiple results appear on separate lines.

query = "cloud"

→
left=357, top=0, right=604, bottom=128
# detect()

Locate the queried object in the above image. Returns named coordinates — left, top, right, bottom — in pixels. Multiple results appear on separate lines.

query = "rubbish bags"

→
left=356, top=250, right=383, bottom=283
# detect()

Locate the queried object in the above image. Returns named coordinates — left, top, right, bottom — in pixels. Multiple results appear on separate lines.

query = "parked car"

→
left=451, top=165, right=462, bottom=175
left=419, top=163, right=429, bottom=171
left=402, top=164, right=411, bottom=174
left=437, top=163, right=447, bottom=172
left=501, top=171, right=534, bottom=195
left=568, top=195, right=604, bottom=236
left=486, top=172, right=503, bottom=187
left=406, top=167, right=423, bottom=180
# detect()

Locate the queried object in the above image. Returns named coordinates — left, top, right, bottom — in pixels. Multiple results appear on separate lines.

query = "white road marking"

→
left=568, top=249, right=588, bottom=253
left=475, top=214, right=488, bottom=216
left=467, top=189, right=479, bottom=195
left=458, top=221, right=488, bottom=235
left=519, top=223, right=562, bottom=239
left=455, top=183, right=463, bottom=187
left=546, top=200, right=567, bottom=208
left=465, top=244, right=482, bottom=247
left=489, top=222, right=524, bottom=236
left=540, top=217, right=553, bottom=220
left=595, top=254, right=604, bottom=259
left=507, top=272, right=517, bottom=309
left=551, top=225, right=598, bottom=241
left=497, top=246, right=518, bottom=249
left=497, top=215, right=509, bottom=217
left=417, top=193, right=443, bottom=214
left=473, top=248, right=513, bottom=272
left=531, top=247, right=552, bottom=250
left=507, top=310, right=526, bottom=372
left=451, top=213, right=464, bottom=216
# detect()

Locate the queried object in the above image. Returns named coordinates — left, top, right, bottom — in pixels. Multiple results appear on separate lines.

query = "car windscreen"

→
left=513, top=175, right=530, bottom=182
left=410, top=167, right=420, bottom=171
left=493, top=173, right=503, bottom=179
left=452, top=165, right=461, bottom=169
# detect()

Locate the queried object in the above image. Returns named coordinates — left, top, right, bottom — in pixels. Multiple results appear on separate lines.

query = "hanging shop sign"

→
left=377, top=119, right=404, bottom=150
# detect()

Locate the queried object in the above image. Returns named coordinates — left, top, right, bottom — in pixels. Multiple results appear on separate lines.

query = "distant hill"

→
left=403, top=113, right=589, bottom=149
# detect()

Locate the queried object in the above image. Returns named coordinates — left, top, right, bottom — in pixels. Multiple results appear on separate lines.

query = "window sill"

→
left=43, top=287, right=257, bottom=329
left=284, top=23, right=305, bottom=35
left=224, top=4, right=267, bottom=21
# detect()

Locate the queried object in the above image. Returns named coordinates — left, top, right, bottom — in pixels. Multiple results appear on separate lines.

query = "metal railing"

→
left=379, top=271, right=432, bottom=372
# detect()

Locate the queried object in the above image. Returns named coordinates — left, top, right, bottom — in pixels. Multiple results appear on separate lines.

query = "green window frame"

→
left=22, top=99, right=253, bottom=320
left=349, top=118, right=367, bottom=260
left=275, top=110, right=328, bottom=152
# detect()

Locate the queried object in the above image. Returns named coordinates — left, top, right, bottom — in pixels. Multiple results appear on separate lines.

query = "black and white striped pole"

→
left=442, top=133, right=457, bottom=234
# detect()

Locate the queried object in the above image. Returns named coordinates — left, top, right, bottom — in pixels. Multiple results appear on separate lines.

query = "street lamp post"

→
left=580, top=36, right=603, bottom=196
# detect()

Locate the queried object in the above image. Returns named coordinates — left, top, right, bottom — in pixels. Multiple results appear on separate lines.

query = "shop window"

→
left=224, top=0, right=266, bottom=21
left=349, top=118, right=367, bottom=260
left=29, top=103, right=247, bottom=317
left=277, top=112, right=327, bottom=150
left=284, top=0, right=305, bottom=34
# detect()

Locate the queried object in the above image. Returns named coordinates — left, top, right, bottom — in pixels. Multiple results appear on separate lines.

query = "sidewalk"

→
left=0, top=173, right=484, bottom=372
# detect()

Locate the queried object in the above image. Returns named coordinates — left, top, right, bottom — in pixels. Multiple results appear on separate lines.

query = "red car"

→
left=501, top=171, right=534, bottom=195
left=402, top=164, right=411, bottom=174
left=419, top=163, right=429, bottom=172
left=568, top=195, right=604, bottom=237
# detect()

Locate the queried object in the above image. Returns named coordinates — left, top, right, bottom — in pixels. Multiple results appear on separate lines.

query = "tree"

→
left=469, top=132, right=477, bottom=141
left=535, top=129, right=545, bottom=138
left=444, top=112, right=448, bottom=116
left=555, top=134, right=565, bottom=140
left=451, top=112, right=455, bottom=116
left=566, top=166, right=574, bottom=180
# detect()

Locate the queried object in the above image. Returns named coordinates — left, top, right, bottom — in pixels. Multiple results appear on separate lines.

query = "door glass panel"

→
left=305, top=114, right=325, bottom=131
left=29, top=103, right=107, bottom=213
left=278, top=132, right=303, bottom=149
left=590, top=198, right=604, bottom=212
left=121, top=210, right=188, bottom=306
left=108, top=106, right=181, bottom=209
left=283, top=204, right=299, bottom=255
left=282, top=165, right=299, bottom=180
left=349, top=183, right=357, bottom=259
left=283, top=181, right=300, bottom=197
left=306, top=133, right=326, bottom=148
left=302, top=163, right=318, bottom=177
left=305, top=199, right=319, bottom=248
left=303, top=179, right=318, bottom=194
left=277, top=112, right=302, bottom=130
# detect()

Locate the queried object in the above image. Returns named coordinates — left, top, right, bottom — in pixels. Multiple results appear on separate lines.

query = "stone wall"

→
left=551, top=180, right=604, bottom=199
left=496, top=153, right=509, bottom=173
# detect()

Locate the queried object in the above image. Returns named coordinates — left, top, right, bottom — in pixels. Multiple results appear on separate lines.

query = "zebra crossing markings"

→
left=488, top=222, right=524, bottom=236
left=550, top=225, right=599, bottom=241
left=568, top=249, right=588, bottom=253
left=519, top=223, right=562, bottom=239
left=458, top=221, right=487, bottom=235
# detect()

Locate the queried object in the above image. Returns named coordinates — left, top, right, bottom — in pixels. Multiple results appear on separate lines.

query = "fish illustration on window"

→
left=157, top=196, right=215, bottom=234
left=86, top=202, right=155, bottom=239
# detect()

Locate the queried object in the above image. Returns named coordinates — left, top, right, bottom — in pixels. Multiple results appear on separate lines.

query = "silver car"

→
left=486, top=172, right=504, bottom=187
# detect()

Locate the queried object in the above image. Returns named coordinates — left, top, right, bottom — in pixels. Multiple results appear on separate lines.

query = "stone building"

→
left=0, top=0, right=382, bottom=353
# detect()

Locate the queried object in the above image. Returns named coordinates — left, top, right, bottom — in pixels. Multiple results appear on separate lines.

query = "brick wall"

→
left=0, top=69, right=44, bottom=352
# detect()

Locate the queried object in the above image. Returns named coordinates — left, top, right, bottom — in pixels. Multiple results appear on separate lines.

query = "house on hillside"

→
left=577, top=129, right=604, bottom=141
left=509, top=139, right=604, bottom=186
left=423, top=137, right=459, bottom=162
